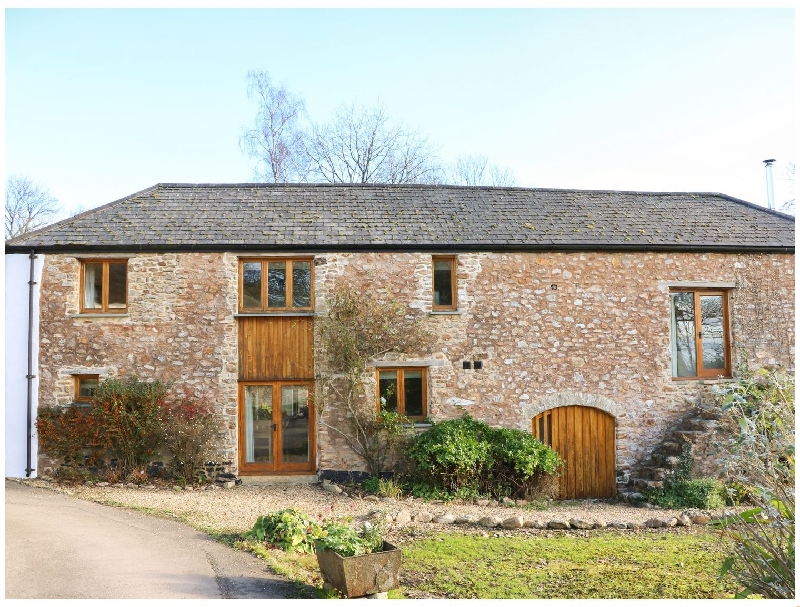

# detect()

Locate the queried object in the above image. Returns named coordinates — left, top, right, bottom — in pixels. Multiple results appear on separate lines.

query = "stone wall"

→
left=36, top=250, right=794, bottom=481
left=36, top=253, right=240, bottom=474
left=314, top=251, right=795, bottom=478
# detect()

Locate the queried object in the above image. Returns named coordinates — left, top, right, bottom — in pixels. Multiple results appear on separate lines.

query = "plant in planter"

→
left=315, top=518, right=402, bottom=598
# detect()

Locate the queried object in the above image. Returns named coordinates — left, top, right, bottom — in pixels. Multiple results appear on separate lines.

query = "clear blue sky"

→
left=3, top=7, right=796, bottom=216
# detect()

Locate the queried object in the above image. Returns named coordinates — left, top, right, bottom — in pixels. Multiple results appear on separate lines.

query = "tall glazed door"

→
left=240, top=382, right=314, bottom=472
left=238, top=316, right=315, bottom=474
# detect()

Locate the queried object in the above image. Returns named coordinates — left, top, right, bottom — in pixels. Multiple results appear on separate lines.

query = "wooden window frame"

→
left=432, top=255, right=457, bottom=311
left=375, top=367, right=428, bottom=420
left=74, top=374, right=100, bottom=403
left=669, top=288, right=732, bottom=379
left=238, top=258, right=314, bottom=313
left=79, top=260, right=128, bottom=314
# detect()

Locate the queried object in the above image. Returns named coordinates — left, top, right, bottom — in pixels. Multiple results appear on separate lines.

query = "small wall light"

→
left=462, top=361, right=472, bottom=369
left=473, top=361, right=483, bottom=370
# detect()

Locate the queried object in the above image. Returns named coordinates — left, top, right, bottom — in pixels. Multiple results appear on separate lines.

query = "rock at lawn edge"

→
left=501, top=516, right=524, bottom=529
left=569, top=518, right=593, bottom=530
left=546, top=520, right=571, bottom=530
left=394, top=510, right=412, bottom=525
left=433, top=513, right=455, bottom=524
left=414, top=511, right=434, bottom=523
left=479, top=516, right=502, bottom=528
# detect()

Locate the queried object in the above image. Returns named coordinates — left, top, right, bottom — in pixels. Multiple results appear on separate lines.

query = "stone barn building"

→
left=4, top=183, right=794, bottom=498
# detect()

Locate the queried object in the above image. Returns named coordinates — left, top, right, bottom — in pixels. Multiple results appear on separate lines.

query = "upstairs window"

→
left=432, top=256, right=457, bottom=311
left=377, top=368, right=427, bottom=420
left=670, top=289, right=731, bottom=378
left=239, top=258, right=313, bottom=312
left=80, top=260, right=127, bottom=313
left=74, top=375, right=99, bottom=402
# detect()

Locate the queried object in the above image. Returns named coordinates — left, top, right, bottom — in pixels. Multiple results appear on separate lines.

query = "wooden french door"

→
left=238, top=316, right=315, bottom=474
left=532, top=406, right=616, bottom=499
left=239, top=382, right=314, bottom=473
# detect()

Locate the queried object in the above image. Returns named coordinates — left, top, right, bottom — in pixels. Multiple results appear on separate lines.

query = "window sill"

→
left=234, top=312, right=316, bottom=317
left=671, top=376, right=733, bottom=382
left=372, top=359, right=445, bottom=367
left=69, top=313, right=130, bottom=318
left=430, top=310, right=462, bottom=315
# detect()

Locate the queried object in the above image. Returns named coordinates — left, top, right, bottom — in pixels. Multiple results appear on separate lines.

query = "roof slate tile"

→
left=5, top=183, right=794, bottom=253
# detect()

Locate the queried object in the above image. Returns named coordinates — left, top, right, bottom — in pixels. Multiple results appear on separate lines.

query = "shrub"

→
left=362, top=476, right=403, bottom=498
left=160, top=398, right=221, bottom=483
left=488, top=427, right=562, bottom=499
left=246, top=509, right=324, bottom=554
left=407, top=414, right=562, bottom=500
left=408, top=415, right=493, bottom=494
left=711, top=368, right=794, bottom=598
left=646, top=478, right=727, bottom=510
left=317, top=283, right=435, bottom=477
left=92, top=377, right=170, bottom=477
left=36, top=405, right=105, bottom=467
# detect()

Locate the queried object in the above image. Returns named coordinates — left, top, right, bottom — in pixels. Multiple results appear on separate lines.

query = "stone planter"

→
left=316, top=541, right=402, bottom=598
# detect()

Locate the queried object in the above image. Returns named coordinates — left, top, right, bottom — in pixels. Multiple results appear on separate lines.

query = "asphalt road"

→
left=4, top=479, right=296, bottom=599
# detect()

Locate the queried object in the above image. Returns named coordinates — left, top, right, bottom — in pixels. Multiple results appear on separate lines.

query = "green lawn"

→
left=398, top=530, right=738, bottom=599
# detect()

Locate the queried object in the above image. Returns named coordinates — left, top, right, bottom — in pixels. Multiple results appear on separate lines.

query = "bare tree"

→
left=302, top=101, right=442, bottom=184
left=5, top=175, right=61, bottom=239
left=780, top=161, right=795, bottom=214
left=239, top=69, right=306, bottom=183
left=447, top=154, right=518, bottom=187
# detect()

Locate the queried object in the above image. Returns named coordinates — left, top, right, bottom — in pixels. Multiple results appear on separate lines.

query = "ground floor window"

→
left=376, top=368, right=427, bottom=420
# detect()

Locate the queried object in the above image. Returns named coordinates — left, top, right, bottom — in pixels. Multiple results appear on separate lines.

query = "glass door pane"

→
left=700, top=295, right=726, bottom=371
left=671, top=292, right=697, bottom=377
left=244, top=385, right=273, bottom=464
left=280, top=386, right=310, bottom=463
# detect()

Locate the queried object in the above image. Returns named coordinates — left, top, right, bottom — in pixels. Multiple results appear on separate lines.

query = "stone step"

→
left=660, top=441, right=683, bottom=456
left=683, top=417, right=719, bottom=431
left=672, top=430, right=706, bottom=443
left=632, top=478, right=664, bottom=491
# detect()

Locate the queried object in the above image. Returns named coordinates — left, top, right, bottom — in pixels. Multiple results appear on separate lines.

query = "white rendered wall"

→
left=5, top=253, right=43, bottom=478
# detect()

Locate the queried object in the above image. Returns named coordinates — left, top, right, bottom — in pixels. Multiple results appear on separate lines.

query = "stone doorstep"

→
left=238, top=475, right=319, bottom=485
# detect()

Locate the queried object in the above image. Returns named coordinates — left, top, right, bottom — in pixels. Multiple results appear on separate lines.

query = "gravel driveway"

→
left=12, top=477, right=726, bottom=542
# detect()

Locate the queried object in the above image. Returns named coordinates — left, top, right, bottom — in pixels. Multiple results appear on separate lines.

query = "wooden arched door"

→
left=532, top=406, right=616, bottom=499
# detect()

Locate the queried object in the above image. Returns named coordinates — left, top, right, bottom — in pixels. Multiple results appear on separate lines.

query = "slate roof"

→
left=5, top=183, right=795, bottom=253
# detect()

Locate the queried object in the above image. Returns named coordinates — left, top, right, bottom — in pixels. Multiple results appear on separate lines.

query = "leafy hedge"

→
left=36, top=376, right=221, bottom=482
left=407, top=414, right=562, bottom=500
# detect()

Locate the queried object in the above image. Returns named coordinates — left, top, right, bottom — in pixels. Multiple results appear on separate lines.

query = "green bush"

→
left=408, top=415, right=493, bottom=494
left=92, top=377, right=170, bottom=477
left=246, top=509, right=324, bottom=554
left=646, top=478, right=727, bottom=510
left=407, top=414, right=562, bottom=500
left=362, top=476, right=403, bottom=498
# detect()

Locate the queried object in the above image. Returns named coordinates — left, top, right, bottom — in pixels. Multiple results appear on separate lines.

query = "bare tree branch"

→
left=447, top=153, right=518, bottom=187
left=239, top=69, right=306, bottom=183
left=5, top=175, right=61, bottom=240
left=302, top=101, right=443, bottom=184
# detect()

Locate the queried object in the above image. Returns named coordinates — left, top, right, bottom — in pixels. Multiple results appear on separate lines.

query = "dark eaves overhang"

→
left=5, top=242, right=796, bottom=255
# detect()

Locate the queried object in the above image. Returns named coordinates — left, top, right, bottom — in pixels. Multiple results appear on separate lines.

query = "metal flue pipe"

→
left=763, top=159, right=776, bottom=210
